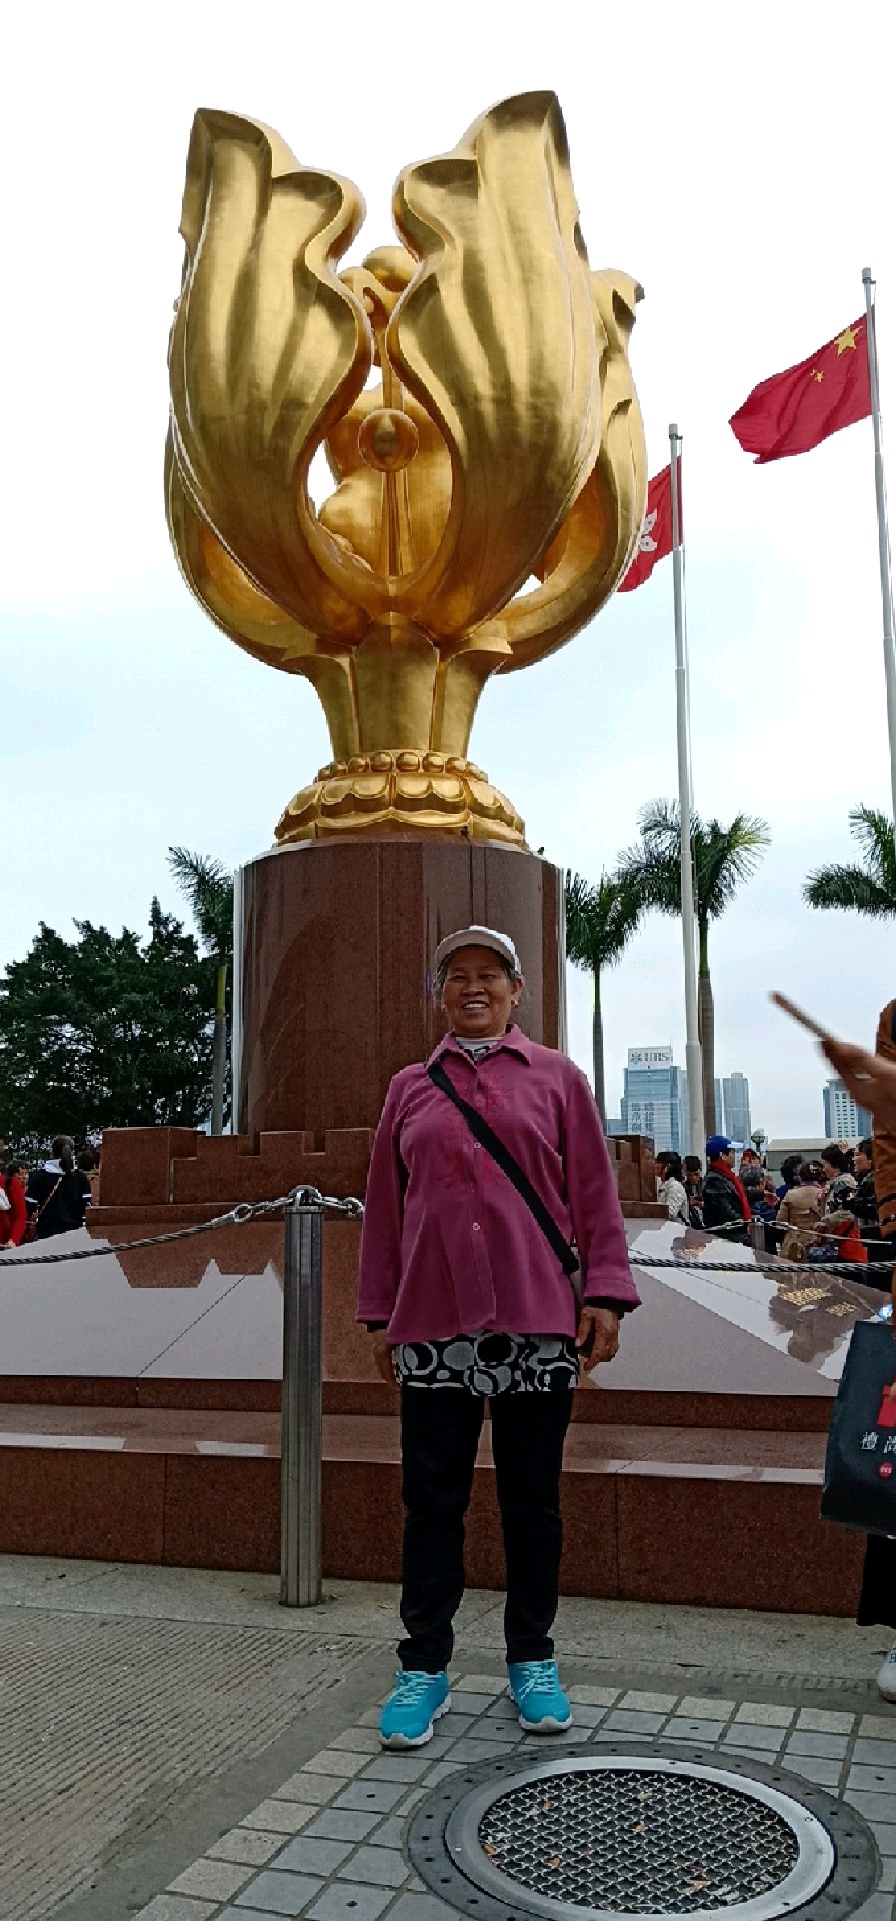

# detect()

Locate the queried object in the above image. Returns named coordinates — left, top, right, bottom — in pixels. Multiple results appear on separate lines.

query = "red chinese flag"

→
left=730, top=318, right=871, bottom=463
left=618, top=465, right=674, bottom=592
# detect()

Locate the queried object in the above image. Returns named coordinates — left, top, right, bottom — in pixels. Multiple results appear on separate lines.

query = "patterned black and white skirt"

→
left=393, top=1331, right=579, bottom=1395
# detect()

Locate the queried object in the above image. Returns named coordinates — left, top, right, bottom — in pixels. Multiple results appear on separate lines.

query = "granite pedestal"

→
left=0, top=1193, right=881, bottom=1615
left=0, top=840, right=878, bottom=1612
left=234, top=838, right=566, bottom=1138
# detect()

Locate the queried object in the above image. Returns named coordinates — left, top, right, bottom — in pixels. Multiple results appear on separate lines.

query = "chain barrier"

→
left=634, top=1220, right=894, bottom=1280
left=629, top=1252, right=893, bottom=1280
left=0, top=1188, right=363, bottom=1378
left=754, top=1215, right=879, bottom=1248
left=0, top=1191, right=891, bottom=1281
left=0, top=1188, right=365, bottom=1268
left=679, top=1208, right=887, bottom=1252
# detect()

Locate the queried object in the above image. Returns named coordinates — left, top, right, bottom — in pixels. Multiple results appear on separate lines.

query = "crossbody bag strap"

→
left=31, top=1175, right=63, bottom=1228
left=427, top=1059, right=578, bottom=1279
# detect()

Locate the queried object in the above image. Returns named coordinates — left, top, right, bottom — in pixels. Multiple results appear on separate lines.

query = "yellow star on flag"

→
left=836, top=325, right=861, bottom=354
left=811, top=369, right=824, bottom=382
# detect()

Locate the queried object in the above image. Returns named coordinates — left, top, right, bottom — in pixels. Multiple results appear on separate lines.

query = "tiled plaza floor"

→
left=3, top=1556, right=894, bottom=1921
left=133, top=1674, right=896, bottom=1921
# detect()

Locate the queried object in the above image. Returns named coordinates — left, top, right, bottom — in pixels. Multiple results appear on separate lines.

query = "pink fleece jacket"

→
left=356, top=1026, right=640, bottom=1342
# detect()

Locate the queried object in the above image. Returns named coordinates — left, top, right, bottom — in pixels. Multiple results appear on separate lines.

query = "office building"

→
left=713, top=1079, right=723, bottom=1134
left=619, top=1046, right=688, bottom=1153
left=823, top=1079, right=873, bottom=1141
left=722, top=1072, right=752, bottom=1146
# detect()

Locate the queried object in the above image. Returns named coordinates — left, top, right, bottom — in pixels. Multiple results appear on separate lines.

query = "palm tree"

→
left=619, top=801, right=769, bottom=1131
left=168, top=849, right=234, bottom=1134
left=804, top=806, right=896, bottom=919
left=565, top=871, right=644, bottom=1120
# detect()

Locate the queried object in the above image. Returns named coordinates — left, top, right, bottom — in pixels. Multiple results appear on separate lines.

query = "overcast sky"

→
left=4, top=0, right=895, bottom=1138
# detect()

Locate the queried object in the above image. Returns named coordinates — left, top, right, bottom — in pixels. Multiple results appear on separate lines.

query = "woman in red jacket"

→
left=829, top=1213, right=868, bottom=1264
left=0, top=1160, right=29, bottom=1247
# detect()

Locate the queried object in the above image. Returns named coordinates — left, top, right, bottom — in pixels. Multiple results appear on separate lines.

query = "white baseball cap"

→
left=434, top=925, right=521, bottom=975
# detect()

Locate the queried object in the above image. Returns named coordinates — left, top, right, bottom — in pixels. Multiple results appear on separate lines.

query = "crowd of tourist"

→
left=655, top=1132, right=883, bottom=1271
left=0, top=1135, right=96, bottom=1246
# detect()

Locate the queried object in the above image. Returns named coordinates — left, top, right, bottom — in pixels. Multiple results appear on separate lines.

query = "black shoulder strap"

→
left=427, top=1059, right=578, bottom=1278
left=32, top=1175, right=62, bottom=1226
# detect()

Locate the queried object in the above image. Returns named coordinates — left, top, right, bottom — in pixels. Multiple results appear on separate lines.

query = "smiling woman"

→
left=436, top=931, right=523, bottom=1041
left=356, top=922, right=640, bottom=1752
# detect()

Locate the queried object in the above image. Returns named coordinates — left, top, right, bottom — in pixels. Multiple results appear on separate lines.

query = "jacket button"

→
left=472, top=1222, right=481, bottom=1232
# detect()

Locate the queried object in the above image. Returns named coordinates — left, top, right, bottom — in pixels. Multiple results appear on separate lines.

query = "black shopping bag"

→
left=822, top=1319, right=896, bottom=1534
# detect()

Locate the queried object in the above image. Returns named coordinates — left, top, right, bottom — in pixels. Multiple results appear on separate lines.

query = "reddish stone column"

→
left=234, top=840, right=566, bottom=1141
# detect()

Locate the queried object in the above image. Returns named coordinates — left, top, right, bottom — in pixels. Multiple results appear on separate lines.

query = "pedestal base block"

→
left=235, top=838, right=566, bottom=1139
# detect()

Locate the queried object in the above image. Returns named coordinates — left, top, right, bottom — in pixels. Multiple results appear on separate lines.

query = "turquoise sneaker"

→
left=379, top=1669, right=451, bottom=1748
left=507, top=1659, right=572, bottom=1733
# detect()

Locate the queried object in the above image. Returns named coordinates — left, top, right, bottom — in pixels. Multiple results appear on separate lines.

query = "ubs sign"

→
left=628, top=1047, right=674, bottom=1068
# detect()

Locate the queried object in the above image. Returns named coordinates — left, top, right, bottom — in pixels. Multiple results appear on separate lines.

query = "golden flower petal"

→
left=485, top=268, right=647, bottom=669
left=168, top=108, right=380, bottom=641
left=388, top=92, right=602, bottom=637
left=165, top=438, right=363, bottom=764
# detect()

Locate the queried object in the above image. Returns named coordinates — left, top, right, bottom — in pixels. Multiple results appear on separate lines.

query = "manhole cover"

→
left=409, top=1747, right=877, bottom=1921
left=459, top=1758, right=827, bottom=1918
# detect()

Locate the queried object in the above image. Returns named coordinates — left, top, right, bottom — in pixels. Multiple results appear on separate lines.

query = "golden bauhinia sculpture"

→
left=165, top=93, right=646, bottom=846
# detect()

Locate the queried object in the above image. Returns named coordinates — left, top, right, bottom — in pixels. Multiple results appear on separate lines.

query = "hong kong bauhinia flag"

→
left=618, top=465, right=674, bottom=592
left=730, top=318, right=871, bottom=463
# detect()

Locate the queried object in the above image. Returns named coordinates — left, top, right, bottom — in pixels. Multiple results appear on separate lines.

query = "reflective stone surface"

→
left=0, top=1221, right=880, bottom=1608
left=0, top=1218, right=885, bottom=1396
left=0, top=1229, right=283, bottom=1380
left=612, top=1222, right=889, bottom=1398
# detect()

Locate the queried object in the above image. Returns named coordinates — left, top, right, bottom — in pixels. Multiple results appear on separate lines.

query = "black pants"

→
left=397, top=1384, right=573, bottom=1673
left=858, top=1533, right=896, bottom=1629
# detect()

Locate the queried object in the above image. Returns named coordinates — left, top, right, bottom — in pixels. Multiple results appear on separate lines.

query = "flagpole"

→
left=862, top=269, right=896, bottom=840
left=669, top=424, right=706, bottom=1159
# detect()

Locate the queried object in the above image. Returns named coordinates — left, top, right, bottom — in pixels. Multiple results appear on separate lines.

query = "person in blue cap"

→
left=701, top=1135, right=751, bottom=1240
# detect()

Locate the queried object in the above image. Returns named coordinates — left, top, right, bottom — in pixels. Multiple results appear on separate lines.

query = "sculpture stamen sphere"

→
left=358, top=408, right=419, bottom=472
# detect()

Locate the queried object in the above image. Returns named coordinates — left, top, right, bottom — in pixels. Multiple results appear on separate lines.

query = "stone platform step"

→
left=0, top=1404, right=864, bottom=1617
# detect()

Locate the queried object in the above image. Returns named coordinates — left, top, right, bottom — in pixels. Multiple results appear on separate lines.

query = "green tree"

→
left=804, top=806, right=896, bottom=919
left=168, top=849, right=234, bottom=1134
left=0, top=902, right=215, bottom=1153
left=619, top=800, right=769, bottom=1131
left=565, top=870, right=644, bottom=1120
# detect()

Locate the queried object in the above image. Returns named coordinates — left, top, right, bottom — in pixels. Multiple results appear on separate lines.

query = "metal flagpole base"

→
left=280, top=1195, right=323, bottom=1607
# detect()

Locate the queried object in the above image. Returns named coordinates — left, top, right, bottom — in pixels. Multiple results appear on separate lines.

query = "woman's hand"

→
left=369, top=1331, right=396, bottom=1383
left=823, top=1038, right=896, bottom=1132
left=576, top=1306, right=620, bottom=1367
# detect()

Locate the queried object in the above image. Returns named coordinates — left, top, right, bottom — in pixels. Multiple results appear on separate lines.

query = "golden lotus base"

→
left=274, top=751, right=526, bottom=846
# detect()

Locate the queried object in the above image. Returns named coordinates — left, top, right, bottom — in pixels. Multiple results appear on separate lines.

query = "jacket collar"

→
left=428, top=1022, right=534, bottom=1067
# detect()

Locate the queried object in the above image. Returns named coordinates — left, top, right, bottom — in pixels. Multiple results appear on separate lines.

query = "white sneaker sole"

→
left=509, top=1686, right=572, bottom=1734
left=518, top=1711, right=573, bottom=1733
left=380, top=1692, right=452, bottom=1749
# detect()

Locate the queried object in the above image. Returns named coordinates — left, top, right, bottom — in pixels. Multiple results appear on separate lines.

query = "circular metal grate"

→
left=410, top=1750, right=860, bottom=1921
left=476, top=1765, right=802, bottom=1914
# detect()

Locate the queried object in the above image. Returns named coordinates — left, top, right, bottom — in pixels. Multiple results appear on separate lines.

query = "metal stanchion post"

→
left=280, top=1193, right=323, bottom=1607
